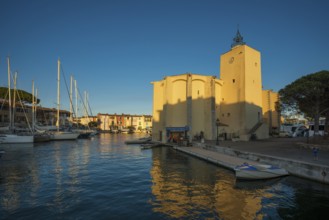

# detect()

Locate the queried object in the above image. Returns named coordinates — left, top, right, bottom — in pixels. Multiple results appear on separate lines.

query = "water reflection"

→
left=1, top=135, right=329, bottom=219
left=0, top=143, right=34, bottom=212
left=149, top=147, right=283, bottom=219
left=234, top=178, right=283, bottom=190
left=97, top=133, right=142, bottom=157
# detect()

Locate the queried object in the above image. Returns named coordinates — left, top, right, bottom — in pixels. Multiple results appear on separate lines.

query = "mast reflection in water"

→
left=0, top=134, right=329, bottom=219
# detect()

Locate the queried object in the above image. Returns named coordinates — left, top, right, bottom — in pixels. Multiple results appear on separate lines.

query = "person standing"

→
left=312, top=147, right=319, bottom=160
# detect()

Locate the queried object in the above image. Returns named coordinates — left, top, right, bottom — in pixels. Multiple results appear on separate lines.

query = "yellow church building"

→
left=151, top=30, right=279, bottom=142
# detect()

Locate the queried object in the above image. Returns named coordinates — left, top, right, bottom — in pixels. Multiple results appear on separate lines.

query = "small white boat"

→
left=0, top=150, right=5, bottom=158
left=120, top=128, right=130, bottom=133
left=110, top=129, right=119, bottom=134
left=234, top=163, right=289, bottom=180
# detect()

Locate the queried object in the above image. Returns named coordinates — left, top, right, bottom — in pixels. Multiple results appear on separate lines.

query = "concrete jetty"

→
left=168, top=137, right=329, bottom=184
left=172, top=145, right=261, bottom=171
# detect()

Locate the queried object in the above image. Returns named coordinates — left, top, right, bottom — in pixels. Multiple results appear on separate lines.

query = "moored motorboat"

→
left=49, top=131, right=80, bottom=140
left=34, top=133, right=51, bottom=142
left=110, top=129, right=119, bottom=134
left=125, top=136, right=152, bottom=144
left=140, top=143, right=161, bottom=149
left=120, top=128, right=129, bottom=133
left=78, top=131, right=93, bottom=139
left=73, top=129, right=94, bottom=139
left=0, top=150, right=5, bottom=158
left=234, top=163, right=289, bottom=180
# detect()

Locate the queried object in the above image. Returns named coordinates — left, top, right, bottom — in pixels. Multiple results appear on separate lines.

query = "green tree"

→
left=279, top=70, right=329, bottom=135
left=0, top=87, right=40, bottom=104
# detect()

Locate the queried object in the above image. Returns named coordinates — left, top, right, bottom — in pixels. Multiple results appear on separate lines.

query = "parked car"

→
left=291, top=125, right=308, bottom=137
left=279, top=125, right=308, bottom=138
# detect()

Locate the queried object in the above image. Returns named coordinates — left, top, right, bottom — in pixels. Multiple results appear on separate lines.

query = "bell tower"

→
left=219, top=30, right=264, bottom=139
left=231, top=29, right=246, bottom=48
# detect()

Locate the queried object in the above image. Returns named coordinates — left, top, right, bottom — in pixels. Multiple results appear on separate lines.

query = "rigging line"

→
left=60, top=64, right=77, bottom=119
left=75, top=88, right=92, bottom=129
left=11, top=73, right=33, bottom=132
left=0, top=91, right=9, bottom=111
left=38, top=104, right=52, bottom=125
left=76, top=87, right=90, bottom=117
left=16, top=89, right=33, bottom=133
left=87, top=98, right=93, bottom=117
left=83, top=91, right=93, bottom=117
left=60, top=64, right=92, bottom=129
left=7, top=74, right=32, bottom=132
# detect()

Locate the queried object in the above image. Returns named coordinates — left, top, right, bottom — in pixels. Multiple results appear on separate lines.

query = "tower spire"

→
left=231, top=27, right=245, bottom=48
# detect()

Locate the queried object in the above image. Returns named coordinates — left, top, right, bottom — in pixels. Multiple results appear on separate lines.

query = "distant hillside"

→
left=0, top=87, right=40, bottom=104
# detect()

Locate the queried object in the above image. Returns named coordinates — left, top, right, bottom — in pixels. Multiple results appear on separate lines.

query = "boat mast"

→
left=86, top=91, right=92, bottom=126
left=7, top=57, right=12, bottom=130
left=84, top=91, right=87, bottom=118
left=13, top=72, right=17, bottom=128
left=56, top=59, right=60, bottom=131
left=35, top=88, right=38, bottom=127
left=70, top=75, right=73, bottom=122
left=75, top=79, right=78, bottom=119
left=32, top=80, right=35, bottom=131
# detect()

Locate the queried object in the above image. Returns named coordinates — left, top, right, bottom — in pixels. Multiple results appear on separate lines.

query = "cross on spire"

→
left=231, top=27, right=246, bottom=48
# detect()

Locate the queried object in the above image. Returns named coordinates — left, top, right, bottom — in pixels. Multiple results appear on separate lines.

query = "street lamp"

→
left=216, top=118, right=220, bottom=145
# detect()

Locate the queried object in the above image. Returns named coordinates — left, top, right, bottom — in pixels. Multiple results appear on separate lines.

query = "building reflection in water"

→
left=98, top=133, right=143, bottom=157
left=149, top=147, right=278, bottom=219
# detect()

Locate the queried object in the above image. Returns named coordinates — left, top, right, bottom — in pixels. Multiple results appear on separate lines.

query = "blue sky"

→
left=0, top=0, right=328, bottom=115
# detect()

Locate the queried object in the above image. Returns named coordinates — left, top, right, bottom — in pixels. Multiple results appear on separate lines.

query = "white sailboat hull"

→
left=50, top=131, right=79, bottom=140
left=0, top=126, right=10, bottom=131
left=0, top=134, right=34, bottom=144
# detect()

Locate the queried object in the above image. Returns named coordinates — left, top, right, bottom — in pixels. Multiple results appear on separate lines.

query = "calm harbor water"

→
left=1, top=133, right=329, bottom=220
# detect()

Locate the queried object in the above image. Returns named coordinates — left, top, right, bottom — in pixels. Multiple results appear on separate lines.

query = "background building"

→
left=0, top=102, right=71, bottom=128
left=97, top=113, right=152, bottom=132
left=152, top=31, right=278, bottom=142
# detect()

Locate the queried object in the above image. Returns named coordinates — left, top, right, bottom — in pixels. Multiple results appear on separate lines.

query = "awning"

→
left=166, top=126, right=189, bottom=132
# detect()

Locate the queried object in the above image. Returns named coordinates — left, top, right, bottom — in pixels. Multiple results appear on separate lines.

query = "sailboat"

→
left=70, top=83, right=95, bottom=138
left=49, top=59, right=79, bottom=140
left=0, top=57, right=34, bottom=144
left=31, top=82, right=51, bottom=142
left=32, top=87, right=57, bottom=132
